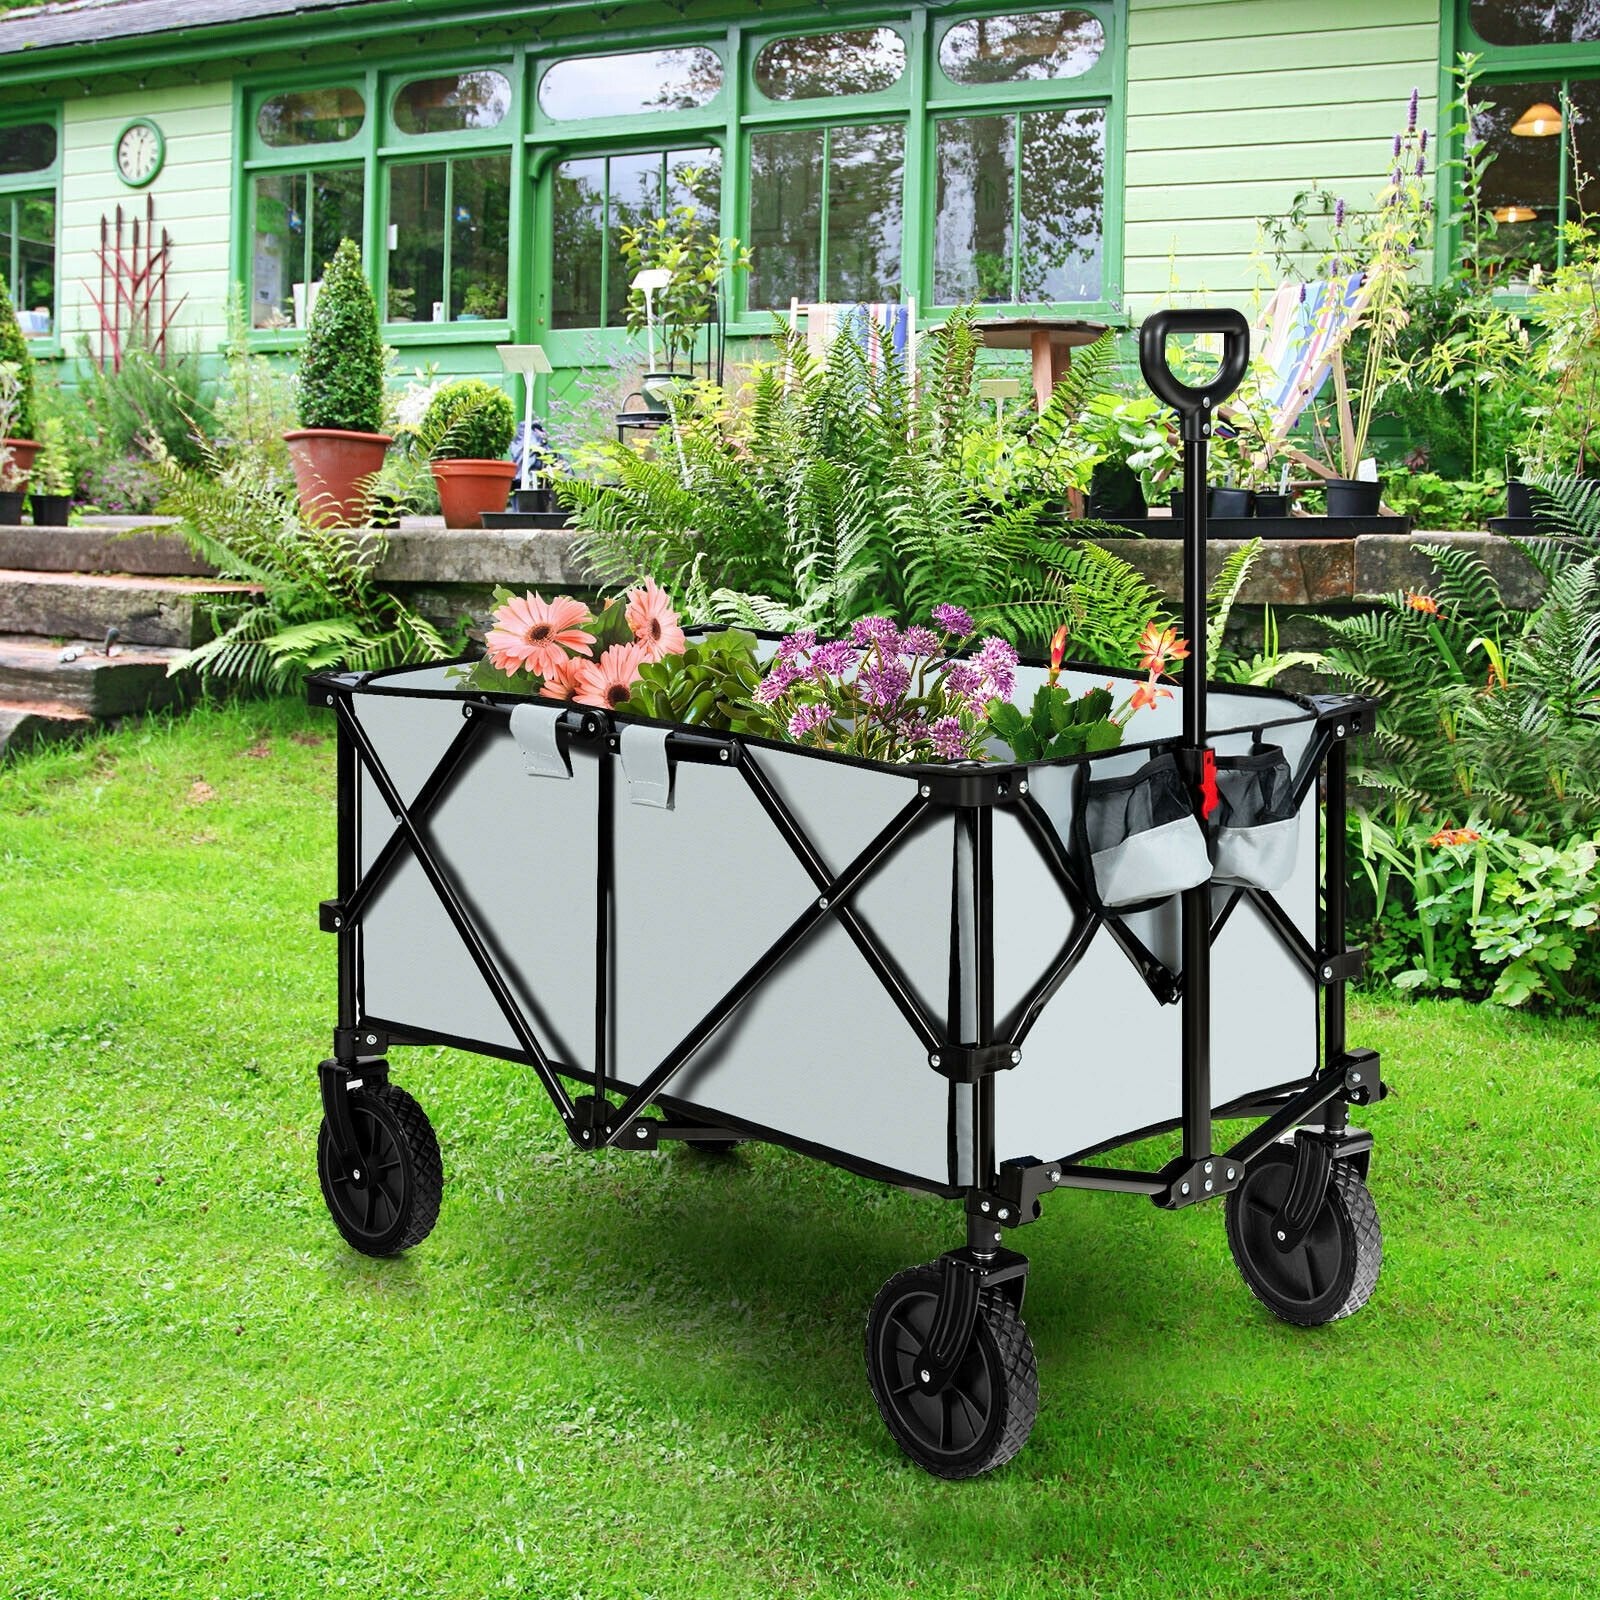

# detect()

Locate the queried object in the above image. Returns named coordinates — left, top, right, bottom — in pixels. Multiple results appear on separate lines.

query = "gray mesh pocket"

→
left=1079, top=753, right=1212, bottom=910
left=1211, top=744, right=1299, bottom=891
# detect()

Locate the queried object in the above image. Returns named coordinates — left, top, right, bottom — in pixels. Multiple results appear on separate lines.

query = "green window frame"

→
left=1443, top=1, right=1600, bottom=278
left=0, top=107, right=62, bottom=351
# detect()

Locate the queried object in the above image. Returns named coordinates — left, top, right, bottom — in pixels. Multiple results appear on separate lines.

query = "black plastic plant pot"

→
left=1088, top=463, right=1146, bottom=521
left=1253, top=492, right=1289, bottom=518
left=0, top=491, right=23, bottom=525
left=1168, top=489, right=1186, bottom=521
left=28, top=493, right=71, bottom=527
left=1208, top=486, right=1254, bottom=519
left=1505, top=478, right=1533, bottom=520
left=511, top=485, right=551, bottom=515
left=1324, top=478, right=1381, bottom=518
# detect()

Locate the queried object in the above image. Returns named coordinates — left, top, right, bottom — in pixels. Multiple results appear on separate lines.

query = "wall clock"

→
left=114, top=118, right=165, bottom=187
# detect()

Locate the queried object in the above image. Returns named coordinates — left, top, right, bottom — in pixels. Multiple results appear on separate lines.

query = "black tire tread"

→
left=318, top=1081, right=442, bottom=1257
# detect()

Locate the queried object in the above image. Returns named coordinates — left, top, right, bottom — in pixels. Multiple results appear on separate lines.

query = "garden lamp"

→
left=1492, top=205, right=1538, bottom=224
left=1511, top=102, right=1563, bottom=138
left=631, top=267, right=673, bottom=371
left=496, top=343, right=553, bottom=492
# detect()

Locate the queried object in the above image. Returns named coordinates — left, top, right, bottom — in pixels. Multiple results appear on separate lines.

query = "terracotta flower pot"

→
left=431, top=459, right=518, bottom=529
left=3, top=437, right=39, bottom=494
left=284, top=427, right=392, bottom=526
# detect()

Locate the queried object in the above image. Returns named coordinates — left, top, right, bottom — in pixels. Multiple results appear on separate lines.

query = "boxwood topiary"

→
left=0, top=271, right=38, bottom=440
left=298, top=238, right=385, bottom=434
left=423, top=378, right=515, bottom=461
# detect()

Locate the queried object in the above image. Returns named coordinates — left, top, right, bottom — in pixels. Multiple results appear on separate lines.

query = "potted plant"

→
left=425, top=377, right=517, bottom=528
left=458, top=282, right=506, bottom=322
left=1082, top=393, right=1162, bottom=519
left=284, top=237, right=391, bottom=526
left=27, top=414, right=73, bottom=526
left=386, top=285, right=417, bottom=325
left=0, top=273, right=38, bottom=490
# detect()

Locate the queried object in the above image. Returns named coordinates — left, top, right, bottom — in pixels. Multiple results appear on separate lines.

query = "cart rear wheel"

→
left=865, top=1264, right=1038, bottom=1478
left=1226, top=1146, right=1381, bottom=1326
left=317, top=1081, right=442, bottom=1257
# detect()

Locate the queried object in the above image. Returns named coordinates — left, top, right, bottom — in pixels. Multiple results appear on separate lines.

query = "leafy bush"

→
left=0, top=270, right=35, bottom=439
left=75, top=330, right=210, bottom=469
left=159, top=443, right=457, bottom=690
left=1379, top=470, right=1505, bottom=531
left=298, top=238, right=385, bottom=434
left=423, top=378, right=515, bottom=461
left=77, top=454, right=165, bottom=514
left=212, top=296, right=296, bottom=491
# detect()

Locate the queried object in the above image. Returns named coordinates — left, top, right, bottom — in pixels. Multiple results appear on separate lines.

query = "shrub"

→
left=76, top=331, right=209, bottom=469
left=0, top=270, right=37, bottom=439
left=423, top=378, right=515, bottom=461
left=298, top=238, right=385, bottom=434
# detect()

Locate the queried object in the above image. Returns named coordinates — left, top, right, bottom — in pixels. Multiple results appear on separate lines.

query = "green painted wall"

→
left=1124, top=0, right=1441, bottom=312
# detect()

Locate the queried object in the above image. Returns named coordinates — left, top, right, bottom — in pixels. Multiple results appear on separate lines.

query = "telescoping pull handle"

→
left=1137, top=308, right=1251, bottom=442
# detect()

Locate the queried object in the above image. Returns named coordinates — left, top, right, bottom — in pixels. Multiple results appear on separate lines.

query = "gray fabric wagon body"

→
left=344, top=658, right=1323, bottom=1190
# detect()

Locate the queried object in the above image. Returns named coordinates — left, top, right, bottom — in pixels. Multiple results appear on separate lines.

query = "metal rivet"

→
left=1010, top=1049, right=1022, bottom=1065
left=352, top=1169, right=361, bottom=1180
left=929, top=1053, right=941, bottom=1069
left=325, top=695, right=334, bottom=706
left=919, top=1369, right=931, bottom=1383
left=980, top=1201, right=990, bottom=1213
left=919, top=784, right=931, bottom=797
left=332, top=917, right=342, bottom=929
left=1336, top=725, right=1347, bottom=738
left=1180, top=1181, right=1191, bottom=1195
left=1202, top=423, right=1212, bottom=435
left=1226, top=1168, right=1236, bottom=1181
left=993, top=1232, right=1002, bottom=1244
left=818, top=897, right=829, bottom=910
left=1204, top=1179, right=1214, bottom=1192
left=464, top=706, right=473, bottom=717
left=1351, top=1071, right=1362, bottom=1083
left=1204, top=1161, right=1214, bottom=1174
left=1050, top=1169, right=1061, bottom=1183
left=366, top=1035, right=376, bottom=1046
left=580, top=1130, right=590, bottom=1141
left=1323, top=966, right=1334, bottom=979
left=636, top=1126, right=648, bottom=1140
left=998, top=1208, right=1009, bottom=1221
left=1276, top=1230, right=1286, bottom=1241
left=719, top=749, right=729, bottom=761
left=1018, top=781, right=1028, bottom=795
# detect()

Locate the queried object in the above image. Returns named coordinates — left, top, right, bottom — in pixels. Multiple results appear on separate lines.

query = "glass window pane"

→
left=388, top=162, right=446, bottom=324
left=257, top=87, right=365, bottom=147
left=251, top=172, right=304, bottom=328
left=749, top=127, right=824, bottom=306
left=1470, top=0, right=1600, bottom=45
left=1570, top=79, right=1600, bottom=226
left=1473, top=81, right=1562, bottom=280
left=539, top=48, right=723, bottom=121
left=0, top=208, right=13, bottom=322
left=939, top=11, right=1106, bottom=85
left=450, top=154, right=511, bottom=319
left=552, top=157, right=606, bottom=329
left=753, top=29, right=905, bottom=101
left=935, top=116, right=1016, bottom=303
left=605, top=152, right=664, bottom=327
left=309, top=167, right=365, bottom=291
left=1019, top=106, right=1105, bottom=301
left=825, top=123, right=904, bottom=300
left=0, top=122, right=57, bottom=177
left=15, top=193, right=55, bottom=332
left=394, top=71, right=512, bottom=135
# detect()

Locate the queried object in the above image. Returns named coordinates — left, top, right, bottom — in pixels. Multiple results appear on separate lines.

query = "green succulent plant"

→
left=984, top=683, right=1123, bottom=762
left=622, top=630, right=778, bottom=735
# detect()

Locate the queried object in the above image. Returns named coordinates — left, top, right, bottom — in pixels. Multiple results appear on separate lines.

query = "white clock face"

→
left=117, top=122, right=161, bottom=185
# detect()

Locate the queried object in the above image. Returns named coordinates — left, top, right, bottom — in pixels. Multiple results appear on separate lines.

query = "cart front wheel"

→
left=317, top=1081, right=442, bottom=1257
left=1225, top=1146, right=1381, bottom=1326
left=865, top=1264, right=1038, bottom=1478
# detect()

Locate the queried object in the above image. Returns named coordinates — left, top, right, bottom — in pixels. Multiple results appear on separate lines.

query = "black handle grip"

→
left=1138, top=308, right=1251, bottom=420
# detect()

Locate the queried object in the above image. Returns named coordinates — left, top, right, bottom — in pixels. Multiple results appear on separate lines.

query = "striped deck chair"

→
left=1254, top=273, right=1374, bottom=448
left=788, top=298, right=918, bottom=390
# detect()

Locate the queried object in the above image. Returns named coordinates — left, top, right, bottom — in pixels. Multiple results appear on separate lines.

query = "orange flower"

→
left=1427, top=827, right=1482, bottom=848
left=1406, top=592, right=1442, bottom=616
left=537, top=654, right=588, bottom=702
left=575, top=642, right=647, bottom=710
left=1048, top=624, right=1069, bottom=687
left=1128, top=676, right=1173, bottom=714
left=1137, top=624, right=1190, bottom=676
left=484, top=593, right=595, bottom=677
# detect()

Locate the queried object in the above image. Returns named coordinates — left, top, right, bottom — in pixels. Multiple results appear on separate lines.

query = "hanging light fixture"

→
left=1493, top=205, right=1538, bottom=223
left=1512, top=101, right=1563, bottom=137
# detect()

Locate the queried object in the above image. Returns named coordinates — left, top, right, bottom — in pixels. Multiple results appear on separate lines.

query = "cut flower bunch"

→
left=461, top=582, right=1188, bottom=765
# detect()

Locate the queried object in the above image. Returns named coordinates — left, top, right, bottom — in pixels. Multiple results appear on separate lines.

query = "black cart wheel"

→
left=865, top=1264, right=1039, bottom=1478
left=1225, top=1145, right=1381, bottom=1326
left=317, top=1081, right=443, bottom=1257
left=661, top=1105, right=744, bottom=1156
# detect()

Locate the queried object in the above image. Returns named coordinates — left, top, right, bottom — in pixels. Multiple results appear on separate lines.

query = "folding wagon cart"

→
left=307, top=311, right=1387, bottom=1477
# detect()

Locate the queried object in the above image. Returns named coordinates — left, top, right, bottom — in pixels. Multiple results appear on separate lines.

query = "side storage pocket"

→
left=1210, top=744, right=1299, bottom=892
left=1077, top=752, right=1213, bottom=910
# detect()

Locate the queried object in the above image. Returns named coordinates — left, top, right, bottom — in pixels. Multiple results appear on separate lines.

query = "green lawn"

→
left=2, top=700, right=1596, bottom=1599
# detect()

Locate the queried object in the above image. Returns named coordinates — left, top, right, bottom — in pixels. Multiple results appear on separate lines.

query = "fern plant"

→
left=159, top=444, right=458, bottom=691
left=1320, top=471, right=1600, bottom=832
left=564, top=311, right=1168, bottom=665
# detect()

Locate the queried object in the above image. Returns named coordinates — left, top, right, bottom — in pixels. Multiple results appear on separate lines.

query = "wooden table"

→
left=969, top=317, right=1110, bottom=412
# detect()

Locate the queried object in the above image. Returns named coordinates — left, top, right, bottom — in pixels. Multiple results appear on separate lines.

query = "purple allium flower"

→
left=1334, top=197, right=1346, bottom=228
left=1408, top=87, right=1419, bottom=130
left=809, top=640, right=858, bottom=679
left=898, top=625, right=939, bottom=658
left=755, top=661, right=800, bottom=703
left=850, top=616, right=899, bottom=648
left=859, top=660, right=911, bottom=708
left=974, top=637, right=1019, bottom=702
left=1392, top=132, right=1402, bottom=159
left=945, top=663, right=984, bottom=702
left=931, top=603, right=975, bottom=639
left=788, top=702, right=833, bottom=740
left=929, top=717, right=968, bottom=761
left=778, top=629, right=816, bottom=662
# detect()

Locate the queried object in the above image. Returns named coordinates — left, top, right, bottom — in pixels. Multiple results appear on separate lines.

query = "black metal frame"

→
left=309, top=307, right=1387, bottom=1406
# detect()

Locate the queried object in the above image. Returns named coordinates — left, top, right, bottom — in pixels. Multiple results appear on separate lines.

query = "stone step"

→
left=0, top=697, right=95, bottom=761
left=0, top=634, right=192, bottom=719
left=0, top=519, right=211, bottom=577
left=0, top=570, right=258, bottom=648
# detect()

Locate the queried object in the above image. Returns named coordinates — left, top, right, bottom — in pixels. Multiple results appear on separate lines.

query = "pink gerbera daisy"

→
left=575, top=642, right=647, bottom=710
left=484, top=593, right=595, bottom=678
left=537, top=654, right=589, bottom=703
left=624, top=577, right=687, bottom=663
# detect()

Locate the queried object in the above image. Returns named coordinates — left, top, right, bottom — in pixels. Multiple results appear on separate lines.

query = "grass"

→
left=1, top=699, right=1597, bottom=1599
